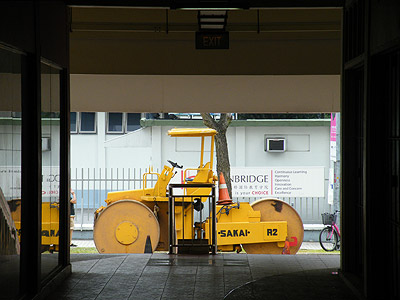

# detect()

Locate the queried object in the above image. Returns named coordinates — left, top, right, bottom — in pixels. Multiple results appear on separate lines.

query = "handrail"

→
left=142, top=172, right=160, bottom=189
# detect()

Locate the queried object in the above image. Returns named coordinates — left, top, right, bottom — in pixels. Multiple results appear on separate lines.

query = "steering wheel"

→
left=167, top=160, right=183, bottom=169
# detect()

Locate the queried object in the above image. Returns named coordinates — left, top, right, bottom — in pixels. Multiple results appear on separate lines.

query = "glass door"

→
left=0, top=46, right=23, bottom=299
left=40, top=62, right=61, bottom=279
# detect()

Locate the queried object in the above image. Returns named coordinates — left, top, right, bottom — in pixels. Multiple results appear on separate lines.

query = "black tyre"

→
left=319, top=226, right=338, bottom=251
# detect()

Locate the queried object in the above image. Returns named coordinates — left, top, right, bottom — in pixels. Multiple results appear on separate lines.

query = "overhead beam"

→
left=70, top=74, right=340, bottom=113
left=71, top=20, right=340, bottom=33
left=67, top=0, right=344, bottom=9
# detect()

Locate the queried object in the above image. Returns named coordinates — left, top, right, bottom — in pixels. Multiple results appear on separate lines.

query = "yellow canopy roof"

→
left=168, top=128, right=217, bottom=137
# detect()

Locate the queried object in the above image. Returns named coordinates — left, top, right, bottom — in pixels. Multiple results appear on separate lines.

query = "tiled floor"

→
left=225, top=268, right=360, bottom=300
left=44, top=253, right=358, bottom=300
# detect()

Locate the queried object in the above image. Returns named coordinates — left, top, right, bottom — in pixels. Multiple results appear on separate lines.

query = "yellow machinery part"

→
left=168, top=128, right=217, bottom=137
left=215, top=221, right=288, bottom=246
left=174, top=204, right=195, bottom=240
left=242, top=199, right=304, bottom=254
left=93, top=200, right=160, bottom=253
left=41, top=202, right=60, bottom=247
left=9, top=199, right=60, bottom=252
left=205, top=201, right=300, bottom=253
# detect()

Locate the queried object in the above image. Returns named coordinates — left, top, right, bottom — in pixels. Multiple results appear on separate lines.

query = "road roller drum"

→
left=242, top=199, right=304, bottom=254
left=204, top=198, right=304, bottom=254
left=94, top=200, right=160, bottom=253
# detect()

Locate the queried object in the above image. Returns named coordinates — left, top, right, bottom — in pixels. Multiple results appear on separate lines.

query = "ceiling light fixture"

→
left=198, top=10, right=228, bottom=31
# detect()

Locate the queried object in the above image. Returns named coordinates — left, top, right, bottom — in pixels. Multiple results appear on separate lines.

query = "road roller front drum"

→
left=93, top=200, right=160, bottom=254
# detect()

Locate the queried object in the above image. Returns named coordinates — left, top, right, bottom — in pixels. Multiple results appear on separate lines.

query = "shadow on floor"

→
left=225, top=268, right=360, bottom=300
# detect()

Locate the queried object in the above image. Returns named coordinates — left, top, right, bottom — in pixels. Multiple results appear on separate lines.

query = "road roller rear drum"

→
left=242, top=199, right=304, bottom=254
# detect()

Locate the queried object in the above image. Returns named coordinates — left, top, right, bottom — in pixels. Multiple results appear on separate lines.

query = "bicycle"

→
left=319, top=210, right=341, bottom=251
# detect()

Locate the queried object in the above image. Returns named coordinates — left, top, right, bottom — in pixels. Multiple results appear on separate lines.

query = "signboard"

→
left=0, top=166, right=21, bottom=198
left=41, top=167, right=60, bottom=198
left=330, top=113, right=337, bottom=161
left=0, top=166, right=59, bottom=199
left=231, top=167, right=325, bottom=198
left=195, top=32, right=229, bottom=49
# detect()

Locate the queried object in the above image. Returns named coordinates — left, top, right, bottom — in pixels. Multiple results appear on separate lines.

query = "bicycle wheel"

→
left=319, top=226, right=338, bottom=251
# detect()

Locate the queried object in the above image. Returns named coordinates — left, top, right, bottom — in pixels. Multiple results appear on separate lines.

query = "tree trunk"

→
left=201, top=113, right=232, bottom=198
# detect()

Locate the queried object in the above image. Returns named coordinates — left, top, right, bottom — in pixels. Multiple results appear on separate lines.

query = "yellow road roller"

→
left=8, top=198, right=60, bottom=253
left=93, top=128, right=304, bottom=254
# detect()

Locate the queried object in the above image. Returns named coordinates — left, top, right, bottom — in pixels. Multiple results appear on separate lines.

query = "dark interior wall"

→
left=0, top=1, right=70, bottom=299
left=342, top=0, right=400, bottom=298
left=0, top=1, right=68, bottom=67
left=0, top=2, right=35, bottom=53
left=40, top=1, right=69, bottom=68
left=369, top=50, right=400, bottom=299
left=369, top=0, right=400, bottom=298
left=370, top=0, right=400, bottom=53
left=341, top=67, right=364, bottom=282
left=369, top=1, right=400, bottom=297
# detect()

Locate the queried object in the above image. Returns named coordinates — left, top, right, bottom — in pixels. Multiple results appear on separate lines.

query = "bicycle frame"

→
left=327, top=223, right=340, bottom=238
left=327, top=223, right=340, bottom=240
left=333, top=223, right=341, bottom=237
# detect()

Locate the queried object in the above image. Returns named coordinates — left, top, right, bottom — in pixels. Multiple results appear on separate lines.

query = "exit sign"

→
left=195, top=32, right=229, bottom=49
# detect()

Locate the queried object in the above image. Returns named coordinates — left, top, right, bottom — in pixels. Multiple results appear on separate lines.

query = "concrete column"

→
left=97, top=112, right=106, bottom=169
left=235, top=127, right=246, bottom=167
left=151, top=126, right=162, bottom=169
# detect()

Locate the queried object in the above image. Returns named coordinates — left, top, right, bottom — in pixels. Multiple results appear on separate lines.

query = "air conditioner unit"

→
left=265, top=138, right=286, bottom=152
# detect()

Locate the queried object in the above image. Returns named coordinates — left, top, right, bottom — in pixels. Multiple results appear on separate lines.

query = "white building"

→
left=72, top=114, right=330, bottom=171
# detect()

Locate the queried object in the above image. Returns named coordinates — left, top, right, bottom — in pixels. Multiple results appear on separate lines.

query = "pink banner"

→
left=330, top=113, right=337, bottom=142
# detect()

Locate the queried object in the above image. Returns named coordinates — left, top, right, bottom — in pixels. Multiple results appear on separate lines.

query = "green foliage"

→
left=70, top=247, right=98, bottom=254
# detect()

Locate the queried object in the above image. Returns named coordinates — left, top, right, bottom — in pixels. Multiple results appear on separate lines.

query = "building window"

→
left=107, top=112, right=124, bottom=133
left=80, top=112, right=96, bottom=133
left=70, top=112, right=77, bottom=133
left=106, top=112, right=142, bottom=133
left=126, top=113, right=141, bottom=132
left=70, top=112, right=97, bottom=134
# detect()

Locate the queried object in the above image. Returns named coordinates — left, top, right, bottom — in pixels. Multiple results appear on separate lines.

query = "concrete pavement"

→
left=45, top=252, right=358, bottom=300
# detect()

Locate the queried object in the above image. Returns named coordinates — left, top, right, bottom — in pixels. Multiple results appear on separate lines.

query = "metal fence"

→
left=71, top=167, right=159, bottom=229
left=71, top=168, right=330, bottom=230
